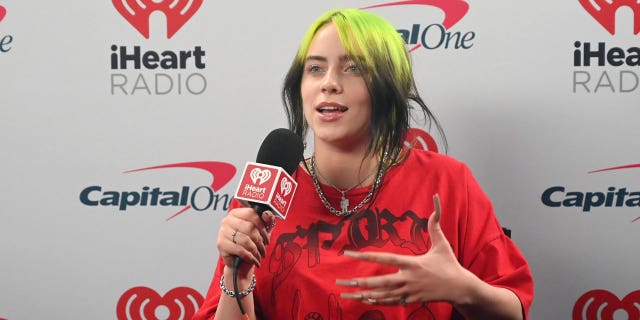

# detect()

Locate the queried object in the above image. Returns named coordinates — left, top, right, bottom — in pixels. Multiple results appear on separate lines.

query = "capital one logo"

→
left=579, top=0, right=640, bottom=35
left=280, top=178, right=292, bottom=197
left=363, top=0, right=473, bottom=52
left=573, top=289, right=640, bottom=319
left=112, top=0, right=203, bottom=38
left=363, top=0, right=469, bottom=29
left=0, top=4, right=14, bottom=54
left=116, top=286, right=203, bottom=320
left=250, top=168, right=271, bottom=185
left=79, top=161, right=237, bottom=220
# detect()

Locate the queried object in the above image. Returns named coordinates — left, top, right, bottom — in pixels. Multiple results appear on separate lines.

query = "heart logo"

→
left=573, top=289, right=640, bottom=319
left=116, top=286, right=203, bottom=320
left=0, top=6, right=6, bottom=23
left=112, top=0, right=203, bottom=38
left=280, top=178, right=292, bottom=197
left=578, top=0, right=640, bottom=35
left=404, top=128, right=438, bottom=153
left=250, top=168, right=271, bottom=185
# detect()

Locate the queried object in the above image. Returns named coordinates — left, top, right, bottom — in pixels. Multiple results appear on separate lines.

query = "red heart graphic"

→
left=0, top=6, right=6, bottom=23
left=405, top=128, right=438, bottom=153
left=112, top=0, right=203, bottom=38
left=573, top=289, right=640, bottom=320
left=578, top=0, right=640, bottom=35
left=116, top=286, right=204, bottom=320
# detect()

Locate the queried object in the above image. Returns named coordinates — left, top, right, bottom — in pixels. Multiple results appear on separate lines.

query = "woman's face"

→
left=301, top=22, right=372, bottom=151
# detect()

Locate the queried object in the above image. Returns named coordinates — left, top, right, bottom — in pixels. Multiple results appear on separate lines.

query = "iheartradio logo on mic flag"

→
left=234, top=162, right=298, bottom=219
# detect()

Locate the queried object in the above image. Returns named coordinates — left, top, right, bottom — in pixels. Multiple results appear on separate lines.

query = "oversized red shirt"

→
left=194, top=149, right=534, bottom=320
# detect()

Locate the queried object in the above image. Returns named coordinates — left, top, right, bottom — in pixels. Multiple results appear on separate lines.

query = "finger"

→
left=427, top=193, right=449, bottom=247
left=343, top=250, right=412, bottom=268
left=340, top=290, right=404, bottom=306
left=227, top=210, right=269, bottom=251
left=218, top=238, right=262, bottom=268
left=261, top=211, right=278, bottom=234
left=336, top=273, right=405, bottom=289
left=226, top=231, right=263, bottom=267
left=217, top=223, right=263, bottom=265
left=370, top=295, right=406, bottom=306
left=225, top=218, right=266, bottom=258
left=230, top=208, right=271, bottom=245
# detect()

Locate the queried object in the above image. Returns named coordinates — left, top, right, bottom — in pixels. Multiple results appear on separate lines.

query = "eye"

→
left=306, top=64, right=323, bottom=73
left=345, top=64, right=362, bottom=74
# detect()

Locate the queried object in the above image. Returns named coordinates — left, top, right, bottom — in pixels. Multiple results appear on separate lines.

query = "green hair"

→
left=282, top=8, right=446, bottom=164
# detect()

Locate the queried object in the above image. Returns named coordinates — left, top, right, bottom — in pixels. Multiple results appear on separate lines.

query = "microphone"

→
left=234, top=128, right=304, bottom=219
left=231, top=128, right=303, bottom=316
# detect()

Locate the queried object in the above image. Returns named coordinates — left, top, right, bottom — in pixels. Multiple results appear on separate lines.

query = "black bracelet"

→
left=219, top=274, right=256, bottom=297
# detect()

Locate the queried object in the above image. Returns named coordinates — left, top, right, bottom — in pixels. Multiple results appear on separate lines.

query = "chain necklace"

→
left=309, top=154, right=386, bottom=217
left=314, top=159, right=377, bottom=213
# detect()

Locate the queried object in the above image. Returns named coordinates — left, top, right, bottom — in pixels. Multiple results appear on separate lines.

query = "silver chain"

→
left=309, top=154, right=386, bottom=217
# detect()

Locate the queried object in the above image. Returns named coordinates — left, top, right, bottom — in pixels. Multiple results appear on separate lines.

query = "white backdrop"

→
left=1, top=1, right=639, bottom=319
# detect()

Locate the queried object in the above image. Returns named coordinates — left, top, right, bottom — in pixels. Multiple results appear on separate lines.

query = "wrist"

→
left=451, top=268, right=486, bottom=308
left=220, top=267, right=257, bottom=298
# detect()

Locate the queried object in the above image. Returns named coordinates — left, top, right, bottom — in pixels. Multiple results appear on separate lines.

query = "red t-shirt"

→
left=194, top=149, right=534, bottom=320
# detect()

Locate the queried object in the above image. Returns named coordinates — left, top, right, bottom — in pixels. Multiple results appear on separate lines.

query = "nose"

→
left=321, top=70, right=343, bottom=94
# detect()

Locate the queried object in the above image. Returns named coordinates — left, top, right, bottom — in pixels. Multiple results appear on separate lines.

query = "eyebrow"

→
left=304, top=55, right=355, bottom=63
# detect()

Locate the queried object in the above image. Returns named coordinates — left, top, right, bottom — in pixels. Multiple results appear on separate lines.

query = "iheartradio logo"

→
left=573, top=289, right=640, bottom=319
left=250, top=168, right=272, bottom=185
left=579, top=0, right=640, bottom=35
left=235, top=162, right=298, bottom=219
left=280, top=178, right=293, bottom=197
left=112, top=0, right=203, bottom=38
left=116, top=286, right=203, bottom=320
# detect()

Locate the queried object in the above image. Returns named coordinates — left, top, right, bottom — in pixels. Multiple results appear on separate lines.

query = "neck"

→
left=311, top=144, right=379, bottom=190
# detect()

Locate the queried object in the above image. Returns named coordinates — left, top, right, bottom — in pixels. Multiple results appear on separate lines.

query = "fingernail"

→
left=260, top=229, right=270, bottom=245
left=340, top=293, right=363, bottom=299
left=336, top=279, right=359, bottom=287
left=252, top=256, right=262, bottom=268
left=344, top=250, right=361, bottom=258
left=433, top=194, right=441, bottom=220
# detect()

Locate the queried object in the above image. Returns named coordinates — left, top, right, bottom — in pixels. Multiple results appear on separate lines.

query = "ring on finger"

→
left=232, top=230, right=239, bottom=244
left=399, top=295, right=407, bottom=306
left=366, top=298, right=377, bottom=304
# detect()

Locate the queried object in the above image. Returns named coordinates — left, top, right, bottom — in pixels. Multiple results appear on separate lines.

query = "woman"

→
left=194, top=8, right=533, bottom=320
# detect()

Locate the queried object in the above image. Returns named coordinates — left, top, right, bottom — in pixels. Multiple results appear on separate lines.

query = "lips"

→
left=316, top=102, right=348, bottom=114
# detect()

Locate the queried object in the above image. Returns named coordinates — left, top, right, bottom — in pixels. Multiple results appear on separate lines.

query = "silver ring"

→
left=367, top=298, right=377, bottom=304
left=399, top=295, right=407, bottom=306
left=232, top=230, right=238, bottom=244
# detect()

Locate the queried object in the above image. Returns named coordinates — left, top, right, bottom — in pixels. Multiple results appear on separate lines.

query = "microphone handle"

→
left=232, top=202, right=269, bottom=315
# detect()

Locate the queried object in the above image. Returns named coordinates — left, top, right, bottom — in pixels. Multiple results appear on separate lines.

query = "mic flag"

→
left=234, top=162, right=298, bottom=219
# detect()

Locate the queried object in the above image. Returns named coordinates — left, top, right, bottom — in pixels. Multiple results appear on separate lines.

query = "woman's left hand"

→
left=336, top=194, right=477, bottom=306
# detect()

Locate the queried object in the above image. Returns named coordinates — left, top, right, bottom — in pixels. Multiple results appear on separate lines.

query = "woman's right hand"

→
left=216, top=206, right=276, bottom=274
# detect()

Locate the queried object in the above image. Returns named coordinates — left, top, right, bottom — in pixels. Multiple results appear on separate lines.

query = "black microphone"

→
left=234, top=128, right=304, bottom=218
left=256, top=128, right=304, bottom=176
left=231, top=128, right=303, bottom=315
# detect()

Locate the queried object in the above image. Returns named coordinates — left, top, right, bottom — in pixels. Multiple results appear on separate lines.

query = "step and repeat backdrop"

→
left=1, top=1, right=639, bottom=319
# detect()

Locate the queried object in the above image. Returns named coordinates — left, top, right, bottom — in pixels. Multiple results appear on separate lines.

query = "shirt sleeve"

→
left=456, top=163, right=535, bottom=319
left=192, top=256, right=226, bottom=320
